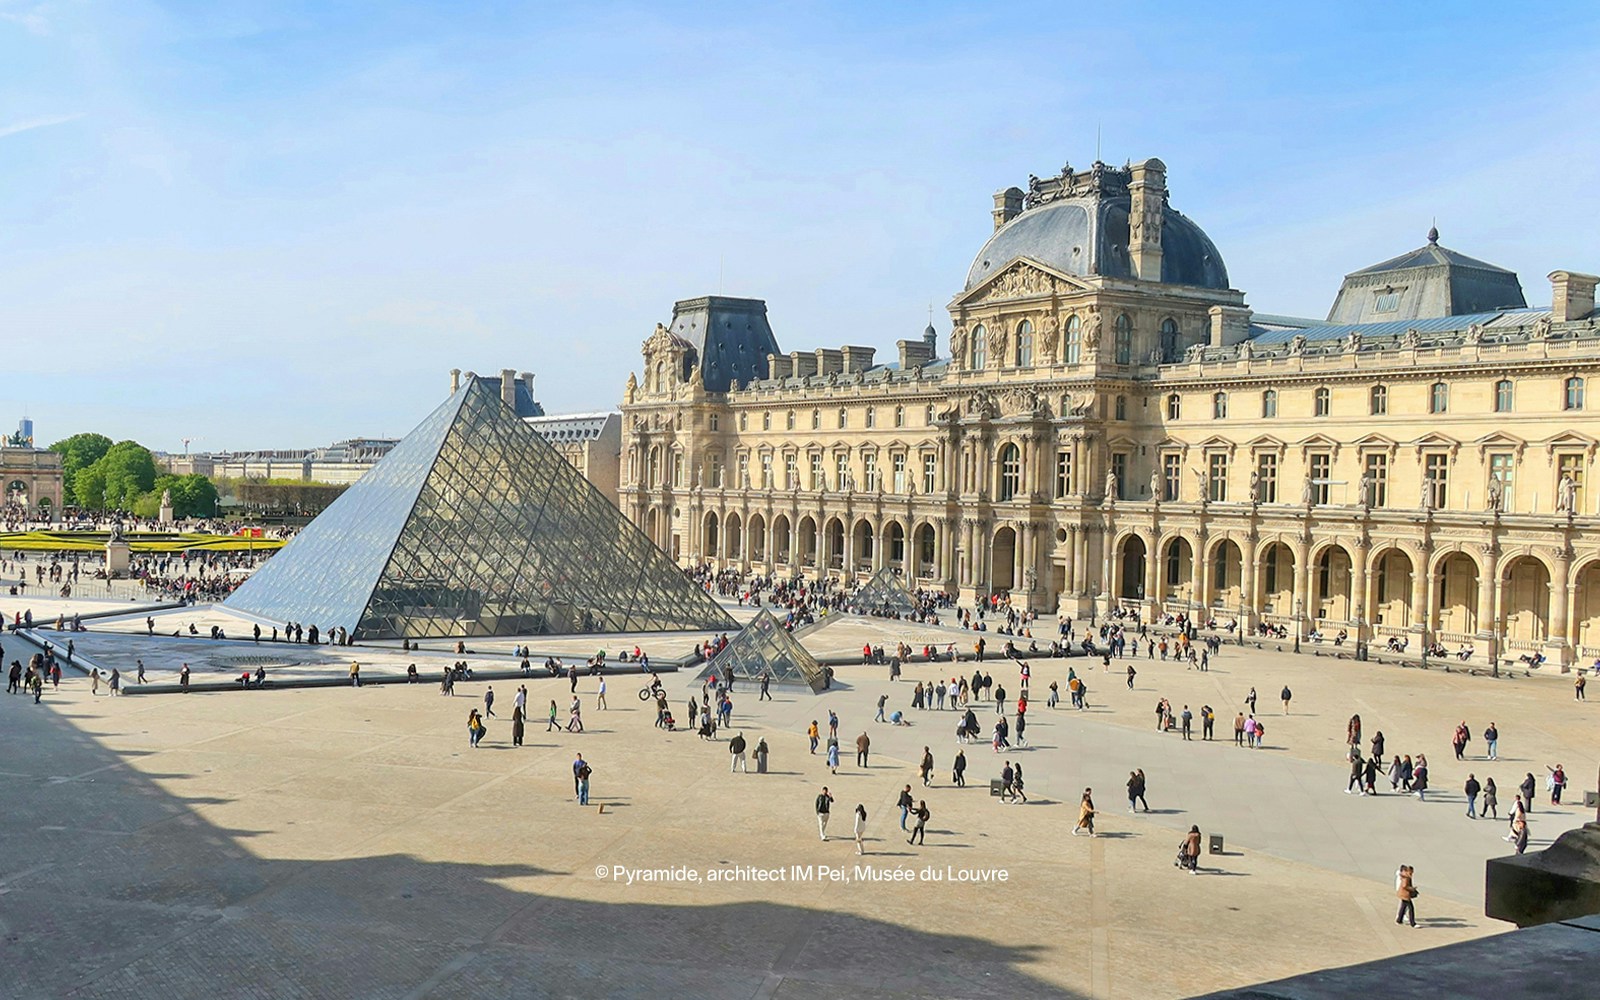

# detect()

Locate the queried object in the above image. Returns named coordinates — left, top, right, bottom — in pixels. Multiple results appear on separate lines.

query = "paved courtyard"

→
left=1, top=611, right=1595, bottom=998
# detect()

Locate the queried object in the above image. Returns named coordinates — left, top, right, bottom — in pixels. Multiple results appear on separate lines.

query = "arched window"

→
left=893, top=405, right=904, bottom=428
left=1369, top=385, right=1387, bottom=415
left=1314, top=387, right=1332, bottom=417
left=1262, top=389, right=1278, bottom=418
left=1114, top=314, right=1133, bottom=365
left=1494, top=379, right=1514, bottom=413
left=739, top=412, right=748, bottom=431
left=811, top=409, right=821, bottom=430
left=865, top=406, right=875, bottom=428
left=971, top=324, right=987, bottom=370
left=762, top=411, right=771, bottom=430
left=1114, top=395, right=1127, bottom=420
left=1166, top=393, right=1182, bottom=420
left=1015, top=319, right=1033, bottom=367
left=1566, top=377, right=1586, bottom=410
left=1063, top=314, right=1081, bottom=364
left=837, top=407, right=847, bottom=429
left=1160, top=317, right=1180, bottom=360
left=786, top=410, right=796, bottom=430
left=1429, top=382, right=1449, bottom=414
left=925, top=404, right=935, bottom=425
left=998, top=443, right=1022, bottom=501
left=1213, top=392, right=1228, bottom=419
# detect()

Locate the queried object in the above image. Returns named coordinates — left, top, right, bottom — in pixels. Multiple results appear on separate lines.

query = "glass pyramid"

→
left=849, top=566, right=918, bottom=616
left=227, top=381, right=737, bottom=639
left=701, top=608, right=826, bottom=693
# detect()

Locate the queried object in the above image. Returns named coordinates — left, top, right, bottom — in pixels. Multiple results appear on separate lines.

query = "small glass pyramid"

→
left=849, top=566, right=917, bottom=616
left=227, top=380, right=737, bottom=639
left=701, top=608, right=826, bottom=693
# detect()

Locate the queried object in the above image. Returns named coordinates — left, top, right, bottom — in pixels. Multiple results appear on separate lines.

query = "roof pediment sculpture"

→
left=1236, top=338, right=1254, bottom=360
left=997, top=386, right=1051, bottom=419
left=1343, top=331, right=1363, bottom=353
left=968, top=260, right=1074, bottom=305
left=1531, top=315, right=1553, bottom=340
left=1287, top=334, right=1307, bottom=356
left=1464, top=323, right=1484, bottom=344
left=966, top=390, right=1000, bottom=420
left=642, top=322, right=683, bottom=356
left=1184, top=342, right=1206, bottom=363
left=624, top=372, right=638, bottom=404
left=1401, top=329, right=1421, bottom=348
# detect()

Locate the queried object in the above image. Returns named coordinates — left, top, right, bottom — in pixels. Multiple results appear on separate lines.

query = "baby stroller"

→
left=1174, top=841, right=1198, bottom=873
left=697, top=717, right=717, bottom=740
left=660, top=711, right=676, bottom=732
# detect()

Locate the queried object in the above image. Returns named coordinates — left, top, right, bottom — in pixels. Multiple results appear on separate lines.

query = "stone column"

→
left=1550, top=550, right=1573, bottom=664
left=1143, top=534, right=1159, bottom=609
left=1072, top=525, right=1088, bottom=594
left=1196, top=538, right=1212, bottom=618
left=1413, top=554, right=1432, bottom=640
left=1476, top=546, right=1499, bottom=641
left=1293, top=539, right=1311, bottom=625
left=1352, top=541, right=1370, bottom=626
left=1016, top=522, right=1029, bottom=597
left=1240, top=534, right=1259, bottom=630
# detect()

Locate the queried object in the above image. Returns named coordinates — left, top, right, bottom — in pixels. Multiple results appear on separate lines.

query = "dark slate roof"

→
left=1351, top=242, right=1514, bottom=276
left=466, top=375, right=544, bottom=417
left=1250, top=307, right=1546, bottom=346
left=1326, top=236, right=1527, bottom=323
left=667, top=296, right=780, bottom=393
left=965, top=197, right=1228, bottom=291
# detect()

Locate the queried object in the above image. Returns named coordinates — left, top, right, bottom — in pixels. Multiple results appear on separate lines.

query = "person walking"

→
left=808, top=720, right=820, bottom=754
left=1371, top=730, right=1385, bottom=764
left=468, top=709, right=485, bottom=748
left=1234, top=712, right=1246, bottom=747
left=1181, top=825, right=1203, bottom=874
left=1126, top=664, right=1136, bottom=690
left=1412, top=756, right=1429, bottom=801
left=754, top=737, right=769, bottom=773
left=1011, top=762, right=1027, bottom=804
left=827, top=710, right=839, bottom=740
left=1015, top=711, right=1028, bottom=748
left=1464, top=774, right=1481, bottom=818
left=1127, top=770, right=1141, bottom=813
left=907, top=801, right=929, bottom=845
left=875, top=694, right=888, bottom=722
left=853, top=803, right=868, bottom=855
left=1520, top=772, right=1537, bottom=813
left=484, top=686, right=497, bottom=718
left=919, top=747, right=934, bottom=787
left=567, top=696, right=584, bottom=733
left=815, top=786, right=834, bottom=841
left=547, top=699, right=559, bottom=732
left=511, top=704, right=525, bottom=747
left=1201, top=705, right=1214, bottom=741
left=826, top=737, right=840, bottom=775
left=855, top=731, right=870, bottom=768
left=1483, top=777, right=1498, bottom=820
left=1483, top=722, right=1498, bottom=760
left=1280, top=685, right=1292, bottom=714
left=1072, top=788, right=1096, bottom=836
left=730, top=731, right=748, bottom=772
left=1346, top=746, right=1365, bottom=794
left=1577, top=673, right=1587, bottom=701
left=596, top=676, right=607, bottom=709
left=1547, top=764, right=1568, bottom=804
left=1001, top=762, right=1017, bottom=803
left=1395, top=864, right=1418, bottom=927
left=349, top=661, right=361, bottom=687
left=898, top=785, right=914, bottom=831
left=952, top=748, right=967, bottom=787
left=759, top=671, right=772, bottom=701
left=1245, top=687, right=1258, bottom=715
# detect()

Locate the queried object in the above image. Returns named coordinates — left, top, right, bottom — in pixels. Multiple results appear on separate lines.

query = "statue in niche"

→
left=1150, top=468, right=1163, bottom=502
left=1248, top=470, right=1261, bottom=504
left=1104, top=469, right=1118, bottom=503
left=1357, top=473, right=1373, bottom=509
left=1194, top=468, right=1210, bottom=503
left=1024, top=567, right=1038, bottom=593
left=1082, top=310, right=1103, bottom=351
left=1557, top=473, right=1578, bottom=513
left=988, top=325, right=1006, bottom=359
left=1420, top=476, right=1437, bottom=511
left=950, top=326, right=968, bottom=363
left=1486, top=473, right=1505, bottom=512
left=1301, top=475, right=1315, bottom=506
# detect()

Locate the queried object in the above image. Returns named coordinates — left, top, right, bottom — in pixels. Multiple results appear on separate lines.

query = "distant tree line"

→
left=49, top=432, right=220, bottom=518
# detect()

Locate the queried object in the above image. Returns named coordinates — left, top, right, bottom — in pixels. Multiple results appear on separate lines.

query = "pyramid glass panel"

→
left=700, top=609, right=826, bottom=693
left=228, top=380, right=736, bottom=639
left=849, top=566, right=917, bottom=616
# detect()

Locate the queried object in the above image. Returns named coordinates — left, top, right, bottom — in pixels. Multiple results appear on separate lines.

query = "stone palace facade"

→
left=618, top=157, right=1600, bottom=668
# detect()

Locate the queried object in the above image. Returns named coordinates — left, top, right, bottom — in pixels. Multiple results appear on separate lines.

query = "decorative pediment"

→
left=1408, top=432, right=1461, bottom=465
left=1354, top=433, right=1399, bottom=456
left=1473, top=431, right=1527, bottom=459
left=1247, top=434, right=1288, bottom=455
left=955, top=257, right=1089, bottom=306
left=996, top=386, right=1053, bottom=419
left=1195, top=434, right=1236, bottom=456
left=1542, top=430, right=1600, bottom=459
left=641, top=322, right=689, bottom=356
left=1296, top=433, right=1342, bottom=461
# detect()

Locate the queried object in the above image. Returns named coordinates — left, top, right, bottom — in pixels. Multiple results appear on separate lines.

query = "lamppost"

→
left=1353, top=614, right=1367, bottom=661
left=1292, top=597, right=1303, bottom=654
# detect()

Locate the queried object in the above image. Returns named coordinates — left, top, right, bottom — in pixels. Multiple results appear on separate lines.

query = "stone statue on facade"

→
left=1486, top=473, right=1505, bottom=512
left=1557, top=473, right=1578, bottom=513
left=1301, top=475, right=1315, bottom=506
left=1420, top=476, right=1436, bottom=511
left=1150, top=468, right=1163, bottom=502
left=950, top=326, right=967, bottom=362
left=1024, top=567, right=1038, bottom=593
left=1357, top=473, right=1373, bottom=509
left=1104, top=470, right=1118, bottom=503
left=1287, top=334, right=1307, bottom=356
left=1531, top=315, right=1553, bottom=341
left=1237, top=339, right=1254, bottom=360
left=1195, top=468, right=1211, bottom=503
left=1248, top=470, right=1261, bottom=504
left=987, top=325, right=1006, bottom=359
left=1464, top=323, right=1484, bottom=345
left=1082, top=311, right=1102, bottom=352
left=1038, top=315, right=1059, bottom=365
left=624, top=371, right=638, bottom=404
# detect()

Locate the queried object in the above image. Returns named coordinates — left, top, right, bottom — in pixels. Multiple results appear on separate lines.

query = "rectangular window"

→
left=760, top=453, right=774, bottom=490
left=1257, top=453, right=1278, bottom=503
left=785, top=453, right=798, bottom=490
left=709, top=413, right=719, bottom=431
left=1162, top=453, right=1182, bottom=501
left=737, top=454, right=749, bottom=489
left=1054, top=451, right=1072, bottom=498
left=1208, top=453, right=1228, bottom=502
left=810, top=453, right=824, bottom=491
left=892, top=453, right=907, bottom=494
left=1112, top=453, right=1128, bottom=500
left=1425, top=453, right=1449, bottom=509
left=1373, top=290, right=1401, bottom=313
left=1558, top=454, right=1585, bottom=512
left=1364, top=453, right=1388, bottom=508
left=863, top=453, right=879, bottom=491
left=1310, top=453, right=1331, bottom=505
left=923, top=453, right=937, bottom=494
left=710, top=455, right=723, bottom=488
left=672, top=454, right=683, bottom=488
left=835, top=453, right=849, bottom=491
left=1488, top=452, right=1514, bottom=512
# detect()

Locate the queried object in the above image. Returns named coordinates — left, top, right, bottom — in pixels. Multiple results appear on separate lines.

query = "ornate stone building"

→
left=618, top=158, right=1600, bottom=668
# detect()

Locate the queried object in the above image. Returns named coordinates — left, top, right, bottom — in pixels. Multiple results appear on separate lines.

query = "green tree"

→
left=48, top=432, right=113, bottom=505
left=146, top=473, right=220, bottom=518
left=75, top=441, right=157, bottom=510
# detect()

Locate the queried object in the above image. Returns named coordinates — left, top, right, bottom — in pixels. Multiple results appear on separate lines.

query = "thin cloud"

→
left=0, top=112, right=85, bottom=140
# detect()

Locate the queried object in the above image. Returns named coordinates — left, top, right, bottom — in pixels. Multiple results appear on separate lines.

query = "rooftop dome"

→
left=965, top=159, right=1229, bottom=291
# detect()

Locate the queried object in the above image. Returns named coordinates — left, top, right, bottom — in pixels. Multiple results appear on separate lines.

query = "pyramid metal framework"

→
left=849, top=566, right=917, bottom=616
left=227, top=380, right=738, bottom=640
left=702, top=609, right=827, bottom=693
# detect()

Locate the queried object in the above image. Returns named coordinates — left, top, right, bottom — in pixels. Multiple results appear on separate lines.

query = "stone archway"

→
left=798, top=516, right=818, bottom=569
left=1434, top=552, right=1479, bottom=635
left=772, top=515, right=792, bottom=566
left=885, top=521, right=907, bottom=570
left=914, top=523, right=937, bottom=579
left=1370, top=547, right=1414, bottom=628
left=851, top=519, right=875, bottom=574
left=725, top=513, right=743, bottom=563
left=1314, top=545, right=1354, bottom=623
left=703, top=512, right=719, bottom=559
left=991, top=526, right=1017, bottom=594
left=1161, top=536, right=1195, bottom=608
left=1257, top=542, right=1295, bottom=616
left=824, top=517, right=845, bottom=571
left=1499, top=555, right=1551, bottom=645
left=748, top=513, right=767, bottom=563
left=1117, top=535, right=1148, bottom=601
left=1575, top=560, right=1600, bottom=653
left=1208, top=539, right=1243, bottom=611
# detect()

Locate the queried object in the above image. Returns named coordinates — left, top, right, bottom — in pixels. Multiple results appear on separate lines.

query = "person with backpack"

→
left=1395, top=864, right=1418, bottom=927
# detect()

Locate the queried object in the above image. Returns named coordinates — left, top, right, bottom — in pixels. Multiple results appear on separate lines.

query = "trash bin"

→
left=1585, top=791, right=1599, bottom=809
left=989, top=779, right=1004, bottom=797
left=1208, top=834, right=1224, bottom=855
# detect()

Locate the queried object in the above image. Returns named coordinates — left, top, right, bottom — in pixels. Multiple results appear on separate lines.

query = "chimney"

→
left=767, top=353, right=793, bottom=379
left=992, top=186, right=1024, bottom=232
left=520, top=371, right=536, bottom=400
left=500, top=369, right=517, bottom=407
left=1549, top=271, right=1599, bottom=323
left=814, top=348, right=844, bottom=375
left=790, top=351, right=819, bottom=378
left=1129, top=158, right=1167, bottom=282
left=1208, top=305, right=1254, bottom=347
left=840, top=346, right=876, bottom=373
left=449, top=368, right=461, bottom=393
left=898, top=339, right=934, bottom=369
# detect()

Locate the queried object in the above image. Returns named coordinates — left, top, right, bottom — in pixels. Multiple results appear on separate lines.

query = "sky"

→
left=3, top=1, right=1599, bottom=452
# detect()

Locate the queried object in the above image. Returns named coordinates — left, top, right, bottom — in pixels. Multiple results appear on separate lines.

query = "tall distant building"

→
left=617, top=156, right=1600, bottom=669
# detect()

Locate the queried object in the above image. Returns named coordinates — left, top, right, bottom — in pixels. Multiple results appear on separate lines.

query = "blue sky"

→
left=3, top=1, right=1598, bottom=451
